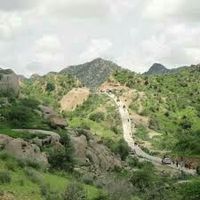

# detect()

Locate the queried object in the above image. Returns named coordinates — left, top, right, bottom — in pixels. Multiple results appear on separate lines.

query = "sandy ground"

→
left=60, top=87, right=90, bottom=112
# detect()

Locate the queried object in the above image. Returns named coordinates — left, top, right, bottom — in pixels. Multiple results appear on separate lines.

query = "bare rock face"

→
left=0, top=68, right=19, bottom=96
left=0, top=134, right=48, bottom=166
left=70, top=130, right=122, bottom=174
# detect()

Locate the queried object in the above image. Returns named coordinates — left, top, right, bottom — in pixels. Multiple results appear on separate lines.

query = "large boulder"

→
left=0, top=68, right=19, bottom=96
left=0, top=134, right=48, bottom=166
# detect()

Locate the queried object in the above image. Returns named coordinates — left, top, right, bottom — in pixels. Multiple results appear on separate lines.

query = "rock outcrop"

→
left=70, top=129, right=122, bottom=174
left=0, top=68, right=19, bottom=96
left=39, top=105, right=67, bottom=129
left=0, top=134, right=48, bottom=166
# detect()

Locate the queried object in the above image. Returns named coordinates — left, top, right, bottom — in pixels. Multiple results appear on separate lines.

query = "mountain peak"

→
left=60, top=58, right=122, bottom=89
left=144, top=63, right=169, bottom=75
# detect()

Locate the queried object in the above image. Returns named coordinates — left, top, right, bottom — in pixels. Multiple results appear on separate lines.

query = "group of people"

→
left=162, top=155, right=194, bottom=170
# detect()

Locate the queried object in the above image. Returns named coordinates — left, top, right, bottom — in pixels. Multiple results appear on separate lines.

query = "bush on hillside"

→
left=48, top=132, right=74, bottom=171
left=0, top=171, right=11, bottom=184
left=46, top=82, right=55, bottom=92
left=111, top=139, right=130, bottom=160
left=63, top=182, right=87, bottom=200
left=89, top=112, right=105, bottom=122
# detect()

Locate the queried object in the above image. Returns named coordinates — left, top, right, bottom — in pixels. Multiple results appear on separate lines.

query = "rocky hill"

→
left=0, top=68, right=19, bottom=96
left=144, top=63, right=189, bottom=75
left=60, top=58, right=122, bottom=89
left=144, top=63, right=169, bottom=75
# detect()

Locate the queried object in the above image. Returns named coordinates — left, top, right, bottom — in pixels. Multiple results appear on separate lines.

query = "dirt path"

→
left=104, top=92, right=196, bottom=175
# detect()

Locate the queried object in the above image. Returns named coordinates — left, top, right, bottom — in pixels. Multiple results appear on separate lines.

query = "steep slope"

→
left=60, top=58, right=122, bottom=89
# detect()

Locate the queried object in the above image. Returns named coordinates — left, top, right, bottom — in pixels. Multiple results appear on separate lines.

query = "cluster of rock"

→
left=0, top=134, right=48, bottom=166
left=0, top=128, right=122, bottom=175
left=70, top=129, right=122, bottom=175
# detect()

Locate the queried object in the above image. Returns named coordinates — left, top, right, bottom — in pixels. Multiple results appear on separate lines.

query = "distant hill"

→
left=60, top=58, right=122, bottom=89
left=144, top=63, right=169, bottom=75
left=144, top=63, right=189, bottom=75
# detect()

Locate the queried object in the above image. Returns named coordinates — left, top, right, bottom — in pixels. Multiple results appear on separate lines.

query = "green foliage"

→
left=0, top=171, right=11, bottom=184
left=24, top=168, right=43, bottom=184
left=46, top=82, right=55, bottom=92
left=110, top=139, right=130, bottom=160
left=0, top=98, right=47, bottom=129
left=47, top=132, right=74, bottom=172
left=174, top=129, right=200, bottom=155
left=63, top=182, right=87, bottom=200
left=89, top=112, right=105, bottom=122
left=113, top=67, right=200, bottom=157
left=135, top=125, right=149, bottom=141
left=178, top=180, right=200, bottom=200
left=21, top=73, right=80, bottom=108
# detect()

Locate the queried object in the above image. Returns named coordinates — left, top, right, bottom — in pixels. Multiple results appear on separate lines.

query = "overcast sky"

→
left=0, top=0, right=200, bottom=75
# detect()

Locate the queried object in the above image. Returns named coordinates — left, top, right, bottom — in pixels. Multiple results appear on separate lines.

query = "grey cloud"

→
left=47, top=0, right=110, bottom=19
left=0, top=0, right=39, bottom=11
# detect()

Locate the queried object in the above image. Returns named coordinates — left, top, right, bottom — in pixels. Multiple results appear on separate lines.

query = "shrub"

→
left=5, top=160, right=17, bottom=172
left=24, top=168, right=42, bottom=184
left=81, top=174, right=94, bottom=185
left=130, top=169, right=154, bottom=192
left=40, top=184, right=61, bottom=200
left=48, top=133, right=74, bottom=172
left=0, top=171, right=11, bottom=184
left=105, top=179, right=133, bottom=200
left=89, top=112, right=105, bottom=122
left=196, top=166, right=200, bottom=175
left=93, top=192, right=109, bottom=200
left=46, top=82, right=55, bottom=92
left=112, top=139, right=130, bottom=160
left=63, top=182, right=87, bottom=200
left=0, top=151, right=10, bottom=161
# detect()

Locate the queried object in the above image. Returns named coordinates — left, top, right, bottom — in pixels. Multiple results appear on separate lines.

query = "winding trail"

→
left=104, top=92, right=196, bottom=175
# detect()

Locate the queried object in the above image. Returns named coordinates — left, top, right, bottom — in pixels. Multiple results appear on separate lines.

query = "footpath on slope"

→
left=104, top=92, right=196, bottom=175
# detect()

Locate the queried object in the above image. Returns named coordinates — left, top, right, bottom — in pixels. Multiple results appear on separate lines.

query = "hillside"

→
left=0, top=65, right=200, bottom=200
left=21, top=73, right=82, bottom=108
left=112, top=65, right=200, bottom=160
left=60, top=58, right=122, bottom=89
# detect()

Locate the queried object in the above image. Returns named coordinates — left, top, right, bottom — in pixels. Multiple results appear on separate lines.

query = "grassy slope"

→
left=0, top=158, right=99, bottom=200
